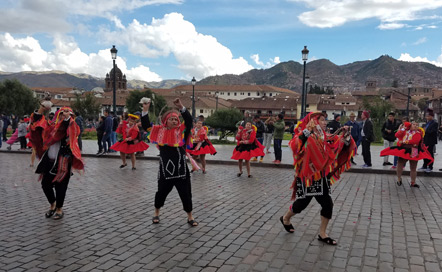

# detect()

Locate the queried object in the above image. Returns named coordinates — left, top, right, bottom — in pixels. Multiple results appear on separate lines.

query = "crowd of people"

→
left=2, top=98, right=442, bottom=246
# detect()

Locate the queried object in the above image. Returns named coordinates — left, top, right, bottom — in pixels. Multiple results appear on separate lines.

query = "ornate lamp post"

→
left=406, top=80, right=412, bottom=117
left=110, top=45, right=118, bottom=114
left=215, top=91, right=219, bottom=111
left=301, top=46, right=309, bottom=118
left=305, top=74, right=310, bottom=115
left=191, top=77, right=196, bottom=119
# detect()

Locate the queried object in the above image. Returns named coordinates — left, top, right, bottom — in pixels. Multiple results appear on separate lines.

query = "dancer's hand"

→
left=173, top=98, right=184, bottom=109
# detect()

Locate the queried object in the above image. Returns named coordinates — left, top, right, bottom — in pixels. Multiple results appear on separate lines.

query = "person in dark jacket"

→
left=252, top=115, right=265, bottom=162
left=75, top=112, right=84, bottom=151
left=96, top=116, right=105, bottom=155
left=361, top=110, right=374, bottom=168
left=419, top=109, right=438, bottom=172
left=381, top=112, right=401, bottom=166
left=344, top=112, right=360, bottom=165
left=2, top=114, right=9, bottom=141
left=327, top=114, right=341, bottom=134
left=99, top=109, right=113, bottom=155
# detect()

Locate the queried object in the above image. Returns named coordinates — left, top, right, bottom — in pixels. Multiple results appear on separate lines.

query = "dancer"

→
left=149, top=98, right=198, bottom=226
left=280, top=112, right=355, bottom=246
left=380, top=121, right=433, bottom=188
left=29, top=100, right=84, bottom=220
left=231, top=121, right=265, bottom=178
left=110, top=114, right=149, bottom=170
left=187, top=120, right=217, bottom=173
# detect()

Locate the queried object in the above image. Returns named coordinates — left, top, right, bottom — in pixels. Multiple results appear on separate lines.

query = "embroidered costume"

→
left=29, top=106, right=84, bottom=217
left=187, top=126, right=216, bottom=156
left=111, top=115, right=149, bottom=154
left=231, top=126, right=265, bottom=160
left=288, top=112, right=355, bottom=218
left=149, top=108, right=194, bottom=213
left=380, top=122, right=433, bottom=163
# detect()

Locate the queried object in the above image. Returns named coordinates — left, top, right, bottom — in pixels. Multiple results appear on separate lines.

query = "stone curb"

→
left=2, top=149, right=442, bottom=177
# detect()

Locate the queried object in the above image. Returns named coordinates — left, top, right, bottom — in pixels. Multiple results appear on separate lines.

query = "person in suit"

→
left=419, top=109, right=438, bottom=172
left=361, top=110, right=374, bottom=168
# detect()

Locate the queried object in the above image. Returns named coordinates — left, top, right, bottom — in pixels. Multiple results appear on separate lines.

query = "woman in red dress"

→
left=111, top=114, right=149, bottom=170
left=380, top=121, right=433, bottom=188
left=187, top=120, right=217, bottom=173
left=231, top=121, right=265, bottom=178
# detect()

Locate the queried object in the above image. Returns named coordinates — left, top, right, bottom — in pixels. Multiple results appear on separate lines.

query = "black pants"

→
left=19, top=136, right=27, bottom=149
left=362, top=138, right=372, bottom=166
left=77, top=134, right=82, bottom=151
left=155, top=177, right=193, bottom=213
left=41, top=172, right=70, bottom=208
left=2, top=128, right=7, bottom=141
left=274, top=139, right=282, bottom=161
left=423, top=144, right=435, bottom=170
left=291, top=183, right=333, bottom=219
left=97, top=133, right=103, bottom=152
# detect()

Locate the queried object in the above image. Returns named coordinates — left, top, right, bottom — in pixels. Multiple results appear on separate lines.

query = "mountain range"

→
left=1, top=55, right=442, bottom=92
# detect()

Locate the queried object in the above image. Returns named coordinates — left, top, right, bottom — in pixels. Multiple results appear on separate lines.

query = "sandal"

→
left=187, top=219, right=198, bottom=227
left=152, top=216, right=160, bottom=224
left=53, top=212, right=64, bottom=220
left=279, top=216, right=294, bottom=233
left=119, top=164, right=127, bottom=168
left=410, top=183, right=420, bottom=188
left=237, top=172, right=242, bottom=177
left=45, top=208, right=56, bottom=218
left=248, top=175, right=252, bottom=178
left=397, top=178, right=402, bottom=186
left=318, top=235, right=337, bottom=245
left=132, top=167, right=136, bottom=170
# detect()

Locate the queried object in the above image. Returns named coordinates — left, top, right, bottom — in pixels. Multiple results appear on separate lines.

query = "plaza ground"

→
left=1, top=152, right=442, bottom=271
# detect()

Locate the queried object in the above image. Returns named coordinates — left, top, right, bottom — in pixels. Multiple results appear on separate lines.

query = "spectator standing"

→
left=96, top=116, right=105, bottom=155
left=17, top=117, right=28, bottom=150
left=361, top=110, right=374, bottom=168
left=419, top=109, right=438, bottom=172
left=252, top=115, right=265, bottom=162
left=327, top=114, right=341, bottom=134
left=110, top=112, right=118, bottom=152
left=2, top=114, right=9, bottom=141
left=11, top=114, right=18, bottom=132
left=263, top=117, right=275, bottom=154
left=0, top=114, right=3, bottom=148
left=273, top=114, right=285, bottom=164
left=75, top=112, right=84, bottom=151
left=381, top=112, right=401, bottom=166
left=344, top=112, right=360, bottom=165
left=237, top=110, right=253, bottom=127
left=99, top=109, right=113, bottom=155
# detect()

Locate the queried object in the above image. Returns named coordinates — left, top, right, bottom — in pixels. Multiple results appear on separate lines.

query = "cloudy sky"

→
left=0, top=0, right=442, bottom=83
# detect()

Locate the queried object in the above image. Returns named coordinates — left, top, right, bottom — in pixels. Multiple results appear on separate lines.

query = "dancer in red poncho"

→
left=187, top=119, right=217, bottom=173
left=231, top=121, right=265, bottom=178
left=380, top=121, right=433, bottom=188
left=111, top=114, right=149, bottom=170
left=280, top=112, right=355, bottom=246
left=29, top=99, right=84, bottom=220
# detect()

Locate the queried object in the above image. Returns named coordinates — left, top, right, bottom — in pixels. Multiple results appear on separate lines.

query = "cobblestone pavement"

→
left=1, top=153, right=442, bottom=271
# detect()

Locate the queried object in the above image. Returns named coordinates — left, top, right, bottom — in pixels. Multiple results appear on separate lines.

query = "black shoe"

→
left=383, top=162, right=393, bottom=166
left=351, top=160, right=357, bottom=165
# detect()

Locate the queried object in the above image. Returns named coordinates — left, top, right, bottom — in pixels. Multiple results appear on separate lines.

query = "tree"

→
left=126, top=89, right=167, bottom=122
left=417, top=97, right=429, bottom=120
left=205, top=108, right=243, bottom=140
left=71, top=92, right=101, bottom=120
left=362, top=96, right=394, bottom=143
left=0, top=79, right=39, bottom=116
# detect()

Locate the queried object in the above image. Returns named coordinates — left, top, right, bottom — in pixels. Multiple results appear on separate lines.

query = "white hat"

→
left=139, top=97, right=151, bottom=104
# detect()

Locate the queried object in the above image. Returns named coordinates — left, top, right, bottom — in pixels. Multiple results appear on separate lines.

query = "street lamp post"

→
left=304, top=74, right=310, bottom=116
left=406, top=80, right=412, bottom=117
left=215, top=91, right=219, bottom=111
left=110, top=45, right=118, bottom=114
left=301, top=46, right=309, bottom=119
left=191, top=77, right=196, bottom=119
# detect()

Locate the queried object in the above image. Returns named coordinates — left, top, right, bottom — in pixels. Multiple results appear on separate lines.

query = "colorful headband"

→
left=161, top=110, right=179, bottom=126
left=295, top=112, right=325, bottom=132
left=128, top=114, right=140, bottom=120
left=55, top=106, right=74, bottom=124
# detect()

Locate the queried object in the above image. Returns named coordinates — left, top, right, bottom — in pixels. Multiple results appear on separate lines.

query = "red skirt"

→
left=187, top=141, right=217, bottom=156
left=111, top=140, right=149, bottom=154
left=380, top=145, right=433, bottom=163
left=231, top=141, right=265, bottom=161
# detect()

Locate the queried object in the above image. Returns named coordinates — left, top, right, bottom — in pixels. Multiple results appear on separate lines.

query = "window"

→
left=200, top=109, right=203, bottom=113
left=257, top=110, right=261, bottom=114
left=268, top=110, right=272, bottom=115
left=257, top=92, right=260, bottom=96
left=227, top=92, right=230, bottom=96
left=248, top=93, right=251, bottom=96
left=208, top=92, right=211, bottom=95
left=234, top=92, right=237, bottom=96
left=269, top=93, right=272, bottom=96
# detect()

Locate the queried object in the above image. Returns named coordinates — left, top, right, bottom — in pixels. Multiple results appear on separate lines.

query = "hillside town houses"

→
left=29, top=67, right=442, bottom=126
